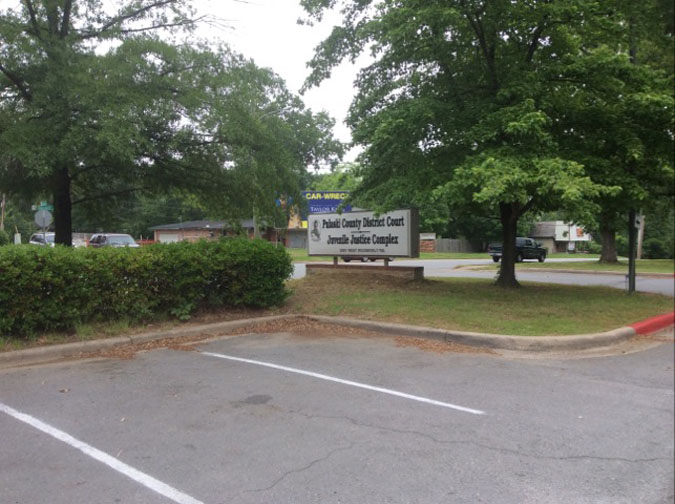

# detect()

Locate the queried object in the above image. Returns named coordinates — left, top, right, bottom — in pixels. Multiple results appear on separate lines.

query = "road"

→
left=1, top=326, right=672, bottom=503
left=293, top=258, right=675, bottom=296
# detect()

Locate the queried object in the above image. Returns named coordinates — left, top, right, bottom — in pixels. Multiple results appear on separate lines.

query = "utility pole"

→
left=636, top=212, right=645, bottom=259
left=0, top=193, right=5, bottom=231
left=627, top=209, right=638, bottom=294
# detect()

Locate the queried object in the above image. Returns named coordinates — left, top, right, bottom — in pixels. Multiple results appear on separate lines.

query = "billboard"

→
left=302, top=191, right=351, bottom=214
left=308, top=209, right=420, bottom=258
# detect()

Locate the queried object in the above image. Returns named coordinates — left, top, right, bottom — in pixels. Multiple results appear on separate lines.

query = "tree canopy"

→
left=301, top=0, right=673, bottom=286
left=0, top=0, right=343, bottom=245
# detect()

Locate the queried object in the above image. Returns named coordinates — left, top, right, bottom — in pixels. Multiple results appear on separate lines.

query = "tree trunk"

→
left=495, top=202, right=520, bottom=288
left=53, top=165, right=73, bottom=246
left=598, top=218, right=618, bottom=263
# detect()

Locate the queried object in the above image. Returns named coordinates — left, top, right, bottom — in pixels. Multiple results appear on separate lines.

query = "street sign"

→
left=34, top=209, right=53, bottom=228
left=633, top=213, right=642, bottom=230
left=32, top=201, right=54, bottom=212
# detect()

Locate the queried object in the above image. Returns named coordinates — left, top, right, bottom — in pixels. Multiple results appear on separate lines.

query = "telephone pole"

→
left=627, top=209, right=638, bottom=294
left=0, top=193, right=5, bottom=231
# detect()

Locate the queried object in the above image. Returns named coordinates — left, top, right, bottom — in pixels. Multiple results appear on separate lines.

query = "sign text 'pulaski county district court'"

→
left=307, top=209, right=420, bottom=259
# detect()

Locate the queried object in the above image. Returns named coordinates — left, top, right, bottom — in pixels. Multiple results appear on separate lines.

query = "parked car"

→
left=29, top=232, right=55, bottom=247
left=488, top=237, right=547, bottom=263
left=88, top=233, right=140, bottom=248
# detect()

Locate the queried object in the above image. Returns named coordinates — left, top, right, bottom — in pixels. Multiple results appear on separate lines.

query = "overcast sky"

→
left=0, top=0, right=363, bottom=161
left=195, top=0, right=361, bottom=159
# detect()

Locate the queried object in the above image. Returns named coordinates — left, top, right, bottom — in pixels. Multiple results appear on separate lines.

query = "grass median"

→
left=475, top=259, right=674, bottom=275
left=287, top=248, right=600, bottom=262
left=284, top=272, right=673, bottom=336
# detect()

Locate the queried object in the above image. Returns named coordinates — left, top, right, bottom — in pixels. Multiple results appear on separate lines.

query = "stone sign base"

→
left=305, top=263, right=424, bottom=281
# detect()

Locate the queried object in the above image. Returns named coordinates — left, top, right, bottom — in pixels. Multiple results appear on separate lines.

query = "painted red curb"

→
left=629, top=311, right=675, bottom=335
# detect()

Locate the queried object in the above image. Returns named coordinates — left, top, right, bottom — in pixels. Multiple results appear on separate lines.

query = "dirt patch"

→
left=84, top=333, right=212, bottom=360
left=635, top=327, right=674, bottom=343
left=75, top=317, right=375, bottom=361
left=77, top=316, right=494, bottom=362
left=394, top=336, right=496, bottom=355
left=231, top=317, right=389, bottom=341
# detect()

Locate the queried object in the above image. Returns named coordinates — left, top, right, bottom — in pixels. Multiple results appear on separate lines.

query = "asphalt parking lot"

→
left=1, top=327, right=673, bottom=504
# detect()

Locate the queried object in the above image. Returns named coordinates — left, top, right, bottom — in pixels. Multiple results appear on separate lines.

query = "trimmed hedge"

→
left=0, top=238, right=293, bottom=337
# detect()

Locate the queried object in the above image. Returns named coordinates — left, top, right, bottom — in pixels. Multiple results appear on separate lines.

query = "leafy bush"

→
left=0, top=229, right=9, bottom=246
left=613, top=236, right=673, bottom=259
left=585, top=241, right=603, bottom=254
left=0, top=239, right=292, bottom=337
left=615, top=235, right=629, bottom=257
left=642, top=238, right=674, bottom=259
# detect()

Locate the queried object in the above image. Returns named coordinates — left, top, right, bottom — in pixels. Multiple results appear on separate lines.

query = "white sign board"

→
left=554, top=223, right=591, bottom=242
left=308, top=209, right=419, bottom=258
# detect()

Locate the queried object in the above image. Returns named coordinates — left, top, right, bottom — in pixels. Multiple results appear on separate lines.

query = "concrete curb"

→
left=0, top=336, right=131, bottom=368
left=517, top=269, right=675, bottom=279
left=304, top=315, right=640, bottom=352
left=456, top=265, right=675, bottom=278
left=629, top=312, right=675, bottom=335
left=1, top=312, right=672, bottom=369
left=0, top=315, right=296, bottom=368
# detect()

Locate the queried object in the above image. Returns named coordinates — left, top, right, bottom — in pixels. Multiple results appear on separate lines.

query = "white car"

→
left=29, top=232, right=55, bottom=247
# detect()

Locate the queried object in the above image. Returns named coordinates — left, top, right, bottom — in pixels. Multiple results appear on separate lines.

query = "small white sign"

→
left=308, top=209, right=419, bottom=258
left=554, top=223, right=591, bottom=242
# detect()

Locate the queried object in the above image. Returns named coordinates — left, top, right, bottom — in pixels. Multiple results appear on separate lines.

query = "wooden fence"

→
left=434, top=238, right=481, bottom=253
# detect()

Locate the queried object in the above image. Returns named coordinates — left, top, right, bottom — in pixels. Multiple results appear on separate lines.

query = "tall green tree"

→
left=0, top=1, right=342, bottom=245
left=301, top=0, right=609, bottom=287
left=551, top=0, right=674, bottom=263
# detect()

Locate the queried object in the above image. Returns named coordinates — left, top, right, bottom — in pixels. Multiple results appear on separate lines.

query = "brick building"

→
left=149, top=219, right=277, bottom=244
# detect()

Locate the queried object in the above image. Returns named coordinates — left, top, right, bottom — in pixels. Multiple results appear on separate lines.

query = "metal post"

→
left=0, top=193, right=5, bottom=231
left=627, top=209, right=637, bottom=294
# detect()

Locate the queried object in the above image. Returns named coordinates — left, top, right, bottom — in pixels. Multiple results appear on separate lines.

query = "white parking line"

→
left=0, top=402, right=204, bottom=504
left=201, top=352, right=485, bottom=415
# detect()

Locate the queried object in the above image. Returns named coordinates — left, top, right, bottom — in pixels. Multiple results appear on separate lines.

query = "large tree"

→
left=552, top=0, right=674, bottom=263
left=301, top=0, right=620, bottom=287
left=0, top=1, right=343, bottom=245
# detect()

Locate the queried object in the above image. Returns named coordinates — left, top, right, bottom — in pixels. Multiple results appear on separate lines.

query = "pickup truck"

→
left=488, top=237, right=547, bottom=263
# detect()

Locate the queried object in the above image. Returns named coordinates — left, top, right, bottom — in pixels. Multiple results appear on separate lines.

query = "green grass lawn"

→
left=287, top=248, right=495, bottom=261
left=285, top=272, right=673, bottom=335
left=476, top=259, right=674, bottom=274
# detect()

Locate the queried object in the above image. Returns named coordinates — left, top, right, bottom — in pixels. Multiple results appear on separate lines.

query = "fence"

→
left=435, top=238, right=480, bottom=253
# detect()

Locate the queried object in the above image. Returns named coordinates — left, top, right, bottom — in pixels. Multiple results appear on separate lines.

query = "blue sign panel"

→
left=302, top=191, right=351, bottom=215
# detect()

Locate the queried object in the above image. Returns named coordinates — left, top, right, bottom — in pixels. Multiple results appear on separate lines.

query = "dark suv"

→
left=88, top=233, right=140, bottom=248
left=488, top=237, right=546, bottom=263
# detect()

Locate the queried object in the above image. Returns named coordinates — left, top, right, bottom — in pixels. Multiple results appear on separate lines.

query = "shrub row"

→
left=0, top=238, right=293, bottom=337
